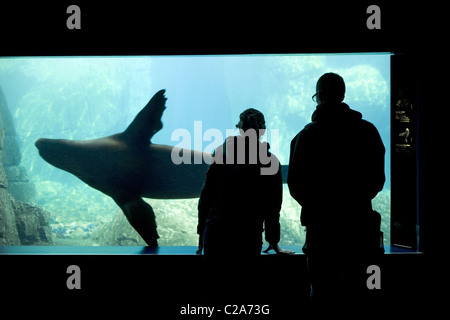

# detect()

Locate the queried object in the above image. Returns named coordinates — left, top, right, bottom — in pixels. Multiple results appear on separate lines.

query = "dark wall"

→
left=0, top=253, right=426, bottom=317
left=0, top=3, right=426, bottom=56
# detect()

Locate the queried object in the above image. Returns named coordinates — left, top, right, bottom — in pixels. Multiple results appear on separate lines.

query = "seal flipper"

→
left=123, top=89, right=167, bottom=144
left=116, top=197, right=160, bottom=247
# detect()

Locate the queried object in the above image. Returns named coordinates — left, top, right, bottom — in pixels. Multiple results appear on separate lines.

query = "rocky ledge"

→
left=0, top=87, right=53, bottom=245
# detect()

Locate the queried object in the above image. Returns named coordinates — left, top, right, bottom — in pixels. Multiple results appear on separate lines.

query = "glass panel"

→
left=0, top=54, right=390, bottom=246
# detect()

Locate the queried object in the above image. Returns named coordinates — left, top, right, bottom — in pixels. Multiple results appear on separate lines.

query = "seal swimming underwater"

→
left=35, top=89, right=211, bottom=247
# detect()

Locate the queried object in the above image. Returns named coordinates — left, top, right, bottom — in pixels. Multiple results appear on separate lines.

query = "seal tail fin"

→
left=123, top=89, right=167, bottom=144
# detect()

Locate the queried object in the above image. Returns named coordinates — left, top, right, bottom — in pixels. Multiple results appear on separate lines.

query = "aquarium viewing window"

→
left=0, top=54, right=391, bottom=248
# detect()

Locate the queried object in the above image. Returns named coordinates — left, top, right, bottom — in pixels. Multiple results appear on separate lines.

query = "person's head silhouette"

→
left=236, top=108, right=266, bottom=139
left=312, top=72, right=346, bottom=104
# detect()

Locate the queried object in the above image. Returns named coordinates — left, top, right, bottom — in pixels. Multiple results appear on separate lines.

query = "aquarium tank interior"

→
left=0, top=54, right=391, bottom=247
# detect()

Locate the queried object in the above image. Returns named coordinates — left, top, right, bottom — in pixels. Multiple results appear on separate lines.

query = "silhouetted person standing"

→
left=197, top=108, right=291, bottom=301
left=288, top=73, right=385, bottom=309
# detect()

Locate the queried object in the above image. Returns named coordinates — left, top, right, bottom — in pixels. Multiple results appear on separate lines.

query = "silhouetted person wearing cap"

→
left=288, top=73, right=385, bottom=309
left=197, top=108, right=293, bottom=301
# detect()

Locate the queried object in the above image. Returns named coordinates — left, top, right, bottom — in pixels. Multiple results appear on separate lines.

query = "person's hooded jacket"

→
left=198, top=135, right=282, bottom=251
left=288, top=102, right=385, bottom=229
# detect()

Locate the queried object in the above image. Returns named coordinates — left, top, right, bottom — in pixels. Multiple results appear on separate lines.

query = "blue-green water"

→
left=0, top=54, right=391, bottom=246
